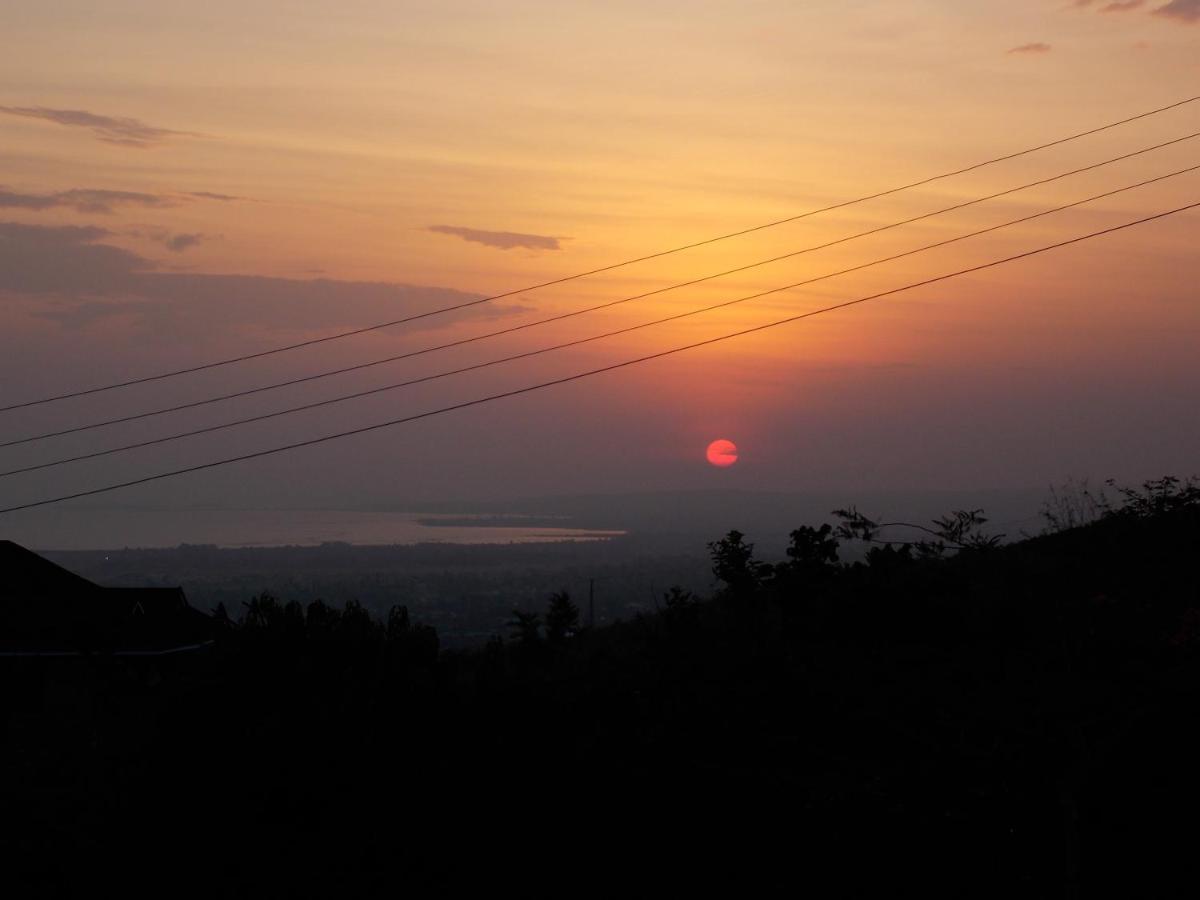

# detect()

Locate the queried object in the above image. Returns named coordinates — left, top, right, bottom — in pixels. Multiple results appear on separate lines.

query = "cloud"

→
left=0, top=187, right=176, bottom=214
left=186, top=191, right=244, bottom=202
left=1076, top=0, right=1200, bottom=20
left=0, top=106, right=193, bottom=148
left=1153, top=0, right=1200, bottom=21
left=1008, top=42, right=1053, bottom=53
left=124, top=226, right=209, bottom=253
left=0, top=189, right=57, bottom=211
left=0, top=222, right=143, bottom=295
left=0, top=221, right=527, bottom=336
left=429, top=225, right=564, bottom=251
left=164, top=233, right=204, bottom=252
left=0, top=186, right=249, bottom=215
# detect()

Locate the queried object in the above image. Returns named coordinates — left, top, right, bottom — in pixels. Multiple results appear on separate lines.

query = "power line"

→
left=2, top=200, right=1194, bottom=515
left=7, top=131, right=1198, bottom=450
left=4, top=162, right=1196, bottom=479
left=1, top=94, right=1196, bottom=414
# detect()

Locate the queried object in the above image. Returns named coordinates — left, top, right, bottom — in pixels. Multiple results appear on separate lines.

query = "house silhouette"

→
left=0, top=540, right=214, bottom=656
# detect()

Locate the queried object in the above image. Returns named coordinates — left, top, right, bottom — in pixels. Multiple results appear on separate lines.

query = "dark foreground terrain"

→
left=44, top=538, right=712, bottom=647
left=4, top=479, right=1200, bottom=896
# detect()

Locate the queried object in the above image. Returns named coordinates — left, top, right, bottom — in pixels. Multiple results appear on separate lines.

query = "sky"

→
left=0, top=0, right=1198, bottom=530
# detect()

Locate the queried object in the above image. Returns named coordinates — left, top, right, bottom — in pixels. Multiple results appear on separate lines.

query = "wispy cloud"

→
left=1153, top=0, right=1200, bottom=21
left=124, top=226, right=209, bottom=253
left=165, top=233, right=204, bottom=252
left=1075, top=0, right=1200, bottom=20
left=0, top=221, right=529, bottom=336
left=0, top=105, right=195, bottom=148
left=186, top=191, right=244, bottom=202
left=429, top=225, right=564, bottom=251
left=0, top=186, right=250, bottom=215
left=0, top=187, right=177, bottom=214
left=1008, top=42, right=1053, bottom=53
left=0, top=222, right=141, bottom=294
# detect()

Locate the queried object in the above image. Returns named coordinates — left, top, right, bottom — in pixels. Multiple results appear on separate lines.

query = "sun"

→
left=706, top=439, right=738, bottom=468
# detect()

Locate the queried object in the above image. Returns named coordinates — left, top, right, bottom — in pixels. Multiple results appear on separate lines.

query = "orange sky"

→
left=0, top=0, right=1198, bottom=517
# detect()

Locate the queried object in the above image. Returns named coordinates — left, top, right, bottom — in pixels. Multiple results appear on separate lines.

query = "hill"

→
left=3, top=477, right=1199, bottom=896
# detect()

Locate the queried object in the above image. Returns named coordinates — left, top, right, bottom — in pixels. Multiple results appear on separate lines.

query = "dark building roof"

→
left=1, top=539, right=97, bottom=598
left=0, top=540, right=215, bottom=655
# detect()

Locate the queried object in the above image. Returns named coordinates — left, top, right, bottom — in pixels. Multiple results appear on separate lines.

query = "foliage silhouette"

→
left=1040, top=476, right=1110, bottom=533
left=776, top=523, right=840, bottom=586
left=508, top=608, right=542, bottom=644
left=1104, top=474, right=1200, bottom=519
left=707, top=529, right=771, bottom=597
left=6, top=474, right=1200, bottom=897
left=834, top=505, right=1000, bottom=557
left=544, top=589, right=580, bottom=642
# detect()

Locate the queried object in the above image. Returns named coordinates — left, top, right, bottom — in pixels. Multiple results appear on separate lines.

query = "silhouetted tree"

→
left=833, top=506, right=882, bottom=544
left=1106, top=475, right=1200, bottom=519
left=1041, top=477, right=1110, bottom=533
left=387, top=604, right=412, bottom=640
left=863, top=542, right=914, bottom=572
left=780, top=524, right=840, bottom=578
left=305, top=599, right=339, bottom=635
left=280, top=599, right=305, bottom=639
left=663, top=585, right=697, bottom=612
left=662, top=585, right=699, bottom=628
left=545, top=590, right=580, bottom=642
left=834, top=506, right=1000, bottom=558
left=407, top=623, right=439, bottom=668
left=708, top=530, right=770, bottom=596
left=509, top=609, right=542, bottom=645
left=242, top=592, right=283, bottom=630
left=925, top=509, right=1001, bottom=554
left=337, top=600, right=375, bottom=638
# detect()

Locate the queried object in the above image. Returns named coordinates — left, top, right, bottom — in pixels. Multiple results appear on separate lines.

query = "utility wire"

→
left=2, top=200, right=1194, bottom=515
left=1, top=94, right=1196, bottom=414
left=4, top=163, right=1196, bottom=479
left=6, top=131, right=1198, bottom=450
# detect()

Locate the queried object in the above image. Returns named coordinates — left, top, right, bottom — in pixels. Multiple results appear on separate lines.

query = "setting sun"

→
left=706, top=439, right=738, bottom=468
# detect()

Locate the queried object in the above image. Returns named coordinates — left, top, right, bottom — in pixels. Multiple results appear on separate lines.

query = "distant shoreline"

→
left=7, top=507, right=627, bottom=552
left=419, top=514, right=593, bottom=529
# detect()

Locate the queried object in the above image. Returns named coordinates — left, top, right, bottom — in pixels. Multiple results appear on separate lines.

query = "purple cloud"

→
left=124, top=226, right=209, bottom=253
left=187, top=191, right=244, bottom=202
left=429, top=225, right=564, bottom=251
left=0, top=187, right=177, bottom=214
left=0, top=221, right=529, bottom=335
left=1153, top=0, right=1200, bottom=21
left=0, top=106, right=194, bottom=148
left=164, top=233, right=204, bottom=252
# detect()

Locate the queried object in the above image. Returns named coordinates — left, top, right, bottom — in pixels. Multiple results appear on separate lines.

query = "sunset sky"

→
left=1, top=0, right=1198, bottom=524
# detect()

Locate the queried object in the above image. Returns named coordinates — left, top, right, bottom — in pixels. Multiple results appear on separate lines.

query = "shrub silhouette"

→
left=776, top=523, right=840, bottom=587
left=1105, top=475, right=1200, bottom=519
left=1041, top=477, right=1110, bottom=533
left=707, top=529, right=771, bottom=596
left=544, top=590, right=580, bottom=642
left=508, top=609, right=542, bottom=644
left=834, top=506, right=1000, bottom=559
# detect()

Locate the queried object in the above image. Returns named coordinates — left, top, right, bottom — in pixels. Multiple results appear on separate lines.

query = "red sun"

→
left=706, top=439, right=738, bottom=468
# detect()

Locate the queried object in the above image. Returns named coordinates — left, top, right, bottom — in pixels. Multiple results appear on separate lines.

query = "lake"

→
left=1, top=507, right=623, bottom=551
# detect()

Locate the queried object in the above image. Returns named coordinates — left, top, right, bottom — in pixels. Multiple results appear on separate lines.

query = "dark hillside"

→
left=4, top=480, right=1199, bottom=896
